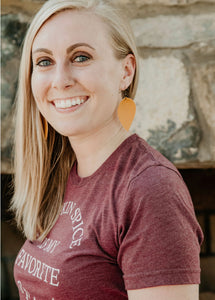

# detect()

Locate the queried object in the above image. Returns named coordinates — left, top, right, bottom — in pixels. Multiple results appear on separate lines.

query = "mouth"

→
left=52, top=96, right=89, bottom=109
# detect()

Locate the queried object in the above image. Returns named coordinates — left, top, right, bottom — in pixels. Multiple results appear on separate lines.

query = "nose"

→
left=51, top=62, right=75, bottom=89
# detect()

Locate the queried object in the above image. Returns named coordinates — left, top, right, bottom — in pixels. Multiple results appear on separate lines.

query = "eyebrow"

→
left=32, top=43, right=95, bottom=55
left=32, top=48, right=53, bottom=55
left=66, top=43, right=95, bottom=53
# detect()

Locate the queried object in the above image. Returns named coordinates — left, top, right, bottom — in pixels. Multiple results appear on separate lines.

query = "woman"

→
left=12, top=0, right=203, bottom=299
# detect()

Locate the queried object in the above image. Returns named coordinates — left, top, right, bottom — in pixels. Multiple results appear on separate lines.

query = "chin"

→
left=54, top=125, right=87, bottom=138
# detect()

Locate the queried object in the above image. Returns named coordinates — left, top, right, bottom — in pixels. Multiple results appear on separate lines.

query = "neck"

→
left=68, top=122, right=131, bottom=178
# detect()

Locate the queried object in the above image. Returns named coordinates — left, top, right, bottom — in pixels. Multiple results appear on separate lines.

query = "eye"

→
left=37, top=59, right=52, bottom=67
left=73, top=55, right=90, bottom=63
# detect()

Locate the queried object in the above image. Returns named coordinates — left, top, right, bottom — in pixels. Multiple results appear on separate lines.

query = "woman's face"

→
left=31, top=10, right=133, bottom=137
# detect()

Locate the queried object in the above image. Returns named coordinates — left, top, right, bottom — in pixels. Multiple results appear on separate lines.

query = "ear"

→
left=120, top=54, right=136, bottom=92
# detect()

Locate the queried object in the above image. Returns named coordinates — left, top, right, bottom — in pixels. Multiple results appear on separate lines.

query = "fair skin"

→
left=31, top=9, right=199, bottom=299
left=127, top=284, right=199, bottom=300
left=31, top=10, right=134, bottom=177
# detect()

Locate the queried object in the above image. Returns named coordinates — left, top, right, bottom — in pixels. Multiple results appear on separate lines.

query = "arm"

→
left=128, top=284, right=199, bottom=300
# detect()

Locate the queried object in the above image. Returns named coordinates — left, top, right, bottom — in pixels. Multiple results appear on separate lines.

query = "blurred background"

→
left=1, top=0, right=215, bottom=299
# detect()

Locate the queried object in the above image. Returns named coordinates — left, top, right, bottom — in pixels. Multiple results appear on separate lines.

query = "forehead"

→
left=32, top=9, right=111, bottom=51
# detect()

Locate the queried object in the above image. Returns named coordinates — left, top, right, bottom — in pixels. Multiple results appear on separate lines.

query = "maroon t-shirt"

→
left=14, top=134, right=203, bottom=299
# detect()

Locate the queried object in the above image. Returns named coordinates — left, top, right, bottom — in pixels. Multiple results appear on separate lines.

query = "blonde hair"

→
left=11, top=0, right=139, bottom=241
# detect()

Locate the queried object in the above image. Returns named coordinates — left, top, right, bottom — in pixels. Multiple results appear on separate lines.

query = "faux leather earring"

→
left=41, top=116, right=48, bottom=140
left=117, top=97, right=136, bottom=131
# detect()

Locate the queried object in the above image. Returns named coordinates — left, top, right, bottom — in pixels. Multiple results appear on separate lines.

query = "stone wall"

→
left=1, top=2, right=215, bottom=299
left=1, top=0, right=215, bottom=173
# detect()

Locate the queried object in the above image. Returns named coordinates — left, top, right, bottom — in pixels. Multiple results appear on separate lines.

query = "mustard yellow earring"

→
left=41, top=115, right=48, bottom=140
left=117, top=97, right=136, bottom=131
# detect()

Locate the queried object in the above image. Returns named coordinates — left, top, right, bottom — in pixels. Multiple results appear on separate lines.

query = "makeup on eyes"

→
left=71, top=51, right=92, bottom=62
left=35, top=57, right=53, bottom=67
left=32, top=45, right=94, bottom=67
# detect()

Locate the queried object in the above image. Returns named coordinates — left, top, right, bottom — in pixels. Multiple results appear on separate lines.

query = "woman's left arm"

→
left=128, top=284, right=199, bottom=300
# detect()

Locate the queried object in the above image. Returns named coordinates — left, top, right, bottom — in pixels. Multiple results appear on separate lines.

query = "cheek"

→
left=75, top=68, right=99, bottom=93
left=85, top=69, right=119, bottom=96
left=80, top=60, right=122, bottom=94
left=31, top=73, right=40, bottom=102
left=31, top=72, right=48, bottom=103
left=103, top=63, right=123, bottom=93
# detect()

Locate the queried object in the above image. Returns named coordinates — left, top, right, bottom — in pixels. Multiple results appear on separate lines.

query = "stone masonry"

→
left=1, top=0, right=215, bottom=173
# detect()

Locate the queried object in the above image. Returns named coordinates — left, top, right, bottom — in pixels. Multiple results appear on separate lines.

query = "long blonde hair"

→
left=11, top=0, right=139, bottom=241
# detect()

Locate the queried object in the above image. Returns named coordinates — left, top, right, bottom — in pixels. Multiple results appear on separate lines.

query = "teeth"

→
left=72, top=99, right=76, bottom=106
left=54, top=97, right=87, bottom=108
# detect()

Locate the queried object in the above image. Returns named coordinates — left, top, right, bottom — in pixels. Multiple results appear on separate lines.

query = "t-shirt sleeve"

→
left=117, top=165, right=204, bottom=290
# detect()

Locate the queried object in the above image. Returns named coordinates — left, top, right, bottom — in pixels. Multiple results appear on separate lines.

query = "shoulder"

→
left=117, top=135, right=203, bottom=236
left=117, top=134, right=184, bottom=193
left=115, top=135, right=197, bottom=225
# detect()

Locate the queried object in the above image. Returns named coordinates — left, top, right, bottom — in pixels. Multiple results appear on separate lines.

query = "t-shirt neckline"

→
left=70, top=134, right=138, bottom=186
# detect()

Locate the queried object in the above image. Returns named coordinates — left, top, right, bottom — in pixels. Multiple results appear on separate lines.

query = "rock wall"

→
left=1, top=0, right=215, bottom=173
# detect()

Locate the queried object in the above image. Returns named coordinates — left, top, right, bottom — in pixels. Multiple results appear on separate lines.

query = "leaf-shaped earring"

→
left=41, top=115, right=48, bottom=140
left=117, top=97, right=136, bottom=131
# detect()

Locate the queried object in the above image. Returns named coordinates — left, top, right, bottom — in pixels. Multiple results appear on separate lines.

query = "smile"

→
left=53, top=96, right=89, bottom=109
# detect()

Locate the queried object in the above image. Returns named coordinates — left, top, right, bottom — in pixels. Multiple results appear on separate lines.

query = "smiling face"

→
left=31, top=9, right=133, bottom=137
